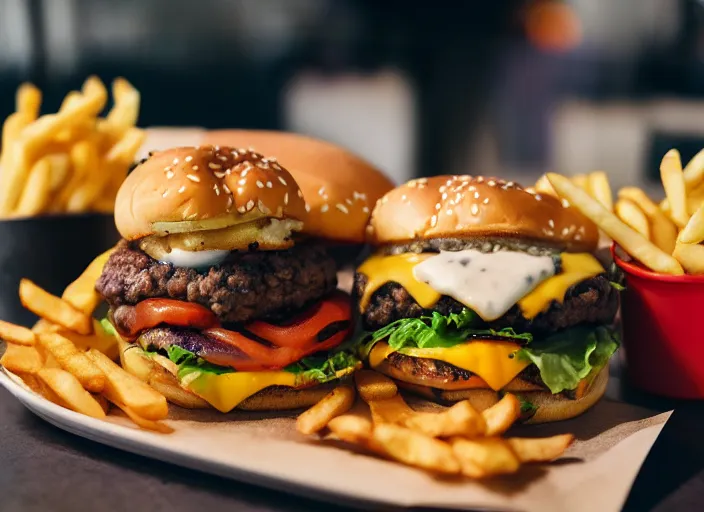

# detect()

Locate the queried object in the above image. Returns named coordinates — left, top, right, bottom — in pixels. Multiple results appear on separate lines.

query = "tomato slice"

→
left=245, top=291, right=351, bottom=349
left=119, top=299, right=218, bottom=337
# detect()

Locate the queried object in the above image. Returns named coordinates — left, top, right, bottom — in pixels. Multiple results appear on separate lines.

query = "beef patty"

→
left=354, top=272, right=618, bottom=333
left=97, top=240, right=337, bottom=324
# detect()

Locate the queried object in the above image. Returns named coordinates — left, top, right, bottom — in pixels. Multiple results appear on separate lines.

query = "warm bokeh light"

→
left=525, top=0, right=582, bottom=53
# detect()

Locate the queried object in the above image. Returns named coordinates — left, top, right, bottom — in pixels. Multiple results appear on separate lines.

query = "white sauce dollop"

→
left=412, top=249, right=556, bottom=321
left=159, top=248, right=230, bottom=269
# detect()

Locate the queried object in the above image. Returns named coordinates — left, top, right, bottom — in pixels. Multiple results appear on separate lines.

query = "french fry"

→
left=37, top=368, right=106, bottom=419
left=0, top=112, right=32, bottom=196
left=0, top=320, right=36, bottom=346
left=372, top=424, right=460, bottom=475
left=660, top=149, right=689, bottom=228
left=678, top=202, right=704, bottom=245
left=482, top=393, right=522, bottom=436
left=354, top=370, right=398, bottom=402
left=14, top=156, right=52, bottom=216
left=101, top=78, right=140, bottom=143
left=16, top=83, right=42, bottom=120
left=619, top=187, right=677, bottom=253
left=19, top=279, right=92, bottom=334
left=451, top=437, right=520, bottom=478
left=93, top=393, right=110, bottom=414
left=327, top=415, right=374, bottom=445
left=47, top=154, right=71, bottom=193
left=572, top=174, right=588, bottom=191
left=587, top=171, right=613, bottom=212
left=368, top=395, right=415, bottom=425
left=548, top=174, right=683, bottom=275
left=507, top=434, right=574, bottom=463
left=534, top=174, right=557, bottom=197
left=0, top=78, right=107, bottom=215
left=86, top=349, right=168, bottom=420
left=62, top=248, right=114, bottom=315
left=296, top=385, right=356, bottom=435
left=404, top=400, right=486, bottom=439
left=37, top=332, right=105, bottom=392
left=683, top=147, right=704, bottom=191
left=56, top=138, right=98, bottom=210
left=0, top=343, right=43, bottom=374
left=110, top=400, right=173, bottom=434
left=673, top=242, right=704, bottom=275
left=56, top=321, right=119, bottom=361
left=615, top=199, right=650, bottom=240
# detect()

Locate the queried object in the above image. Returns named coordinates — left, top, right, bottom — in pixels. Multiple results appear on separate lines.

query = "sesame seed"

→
left=256, top=180, right=264, bottom=188
left=166, top=170, right=175, bottom=179
left=218, top=155, right=228, bottom=162
left=417, top=178, right=428, bottom=184
left=246, top=199, right=254, bottom=210
left=178, top=185, right=186, bottom=194
left=272, top=163, right=282, bottom=171
left=258, top=200, right=270, bottom=214
left=483, top=198, right=489, bottom=204
left=476, top=176, right=484, bottom=182
left=278, top=177, right=287, bottom=186
left=474, top=191, right=480, bottom=199
left=227, top=196, right=233, bottom=211
left=266, top=181, right=272, bottom=189
left=441, top=192, right=448, bottom=200
left=470, top=204, right=479, bottom=215
left=318, top=186, right=326, bottom=196
left=401, top=194, right=408, bottom=201
left=185, top=156, right=193, bottom=162
left=322, top=194, right=329, bottom=200
left=305, top=203, right=311, bottom=212
left=353, top=191, right=366, bottom=200
left=548, top=219, right=555, bottom=228
left=336, top=204, right=349, bottom=214
left=214, top=171, right=226, bottom=179
left=223, top=184, right=231, bottom=195
left=209, top=162, right=221, bottom=170
left=187, top=174, right=200, bottom=183
left=562, top=227, right=570, bottom=236
left=238, top=179, right=246, bottom=186
left=439, top=185, right=447, bottom=193
left=162, top=190, right=169, bottom=198
left=362, top=206, right=369, bottom=213
left=468, top=185, right=476, bottom=192
left=561, top=198, right=570, bottom=208
left=430, top=215, right=438, bottom=227
left=297, top=189, right=303, bottom=199
left=446, top=209, right=453, bottom=215
left=575, top=233, right=582, bottom=240
left=535, top=194, right=542, bottom=201
left=321, top=204, right=329, bottom=213
left=241, top=169, right=249, bottom=177
left=346, top=198, right=353, bottom=205
left=237, top=187, right=243, bottom=195
left=192, top=165, right=199, bottom=171
left=237, top=206, right=246, bottom=214
left=284, top=193, right=289, bottom=205
left=213, top=184, right=220, bottom=196
left=488, top=179, right=496, bottom=186
left=435, top=203, right=441, bottom=210
left=172, top=158, right=179, bottom=165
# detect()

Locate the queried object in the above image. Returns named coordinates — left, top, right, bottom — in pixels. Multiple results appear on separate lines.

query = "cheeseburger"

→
left=96, top=145, right=378, bottom=413
left=355, top=176, right=620, bottom=423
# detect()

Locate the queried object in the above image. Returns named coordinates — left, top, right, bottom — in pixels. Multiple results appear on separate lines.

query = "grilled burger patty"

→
left=354, top=272, right=619, bottom=333
left=97, top=240, right=338, bottom=324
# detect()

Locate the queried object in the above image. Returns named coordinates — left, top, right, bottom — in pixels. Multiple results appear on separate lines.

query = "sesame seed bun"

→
left=203, top=130, right=395, bottom=243
left=115, top=146, right=307, bottom=241
left=368, top=175, right=599, bottom=252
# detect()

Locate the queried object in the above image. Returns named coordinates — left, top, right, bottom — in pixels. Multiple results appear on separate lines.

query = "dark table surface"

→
left=2, top=359, right=704, bottom=512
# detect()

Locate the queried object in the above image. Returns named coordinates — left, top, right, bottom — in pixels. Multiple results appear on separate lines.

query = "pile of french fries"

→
left=297, top=370, right=574, bottom=478
left=0, top=250, right=172, bottom=433
left=532, top=148, right=704, bottom=275
left=0, top=76, right=143, bottom=218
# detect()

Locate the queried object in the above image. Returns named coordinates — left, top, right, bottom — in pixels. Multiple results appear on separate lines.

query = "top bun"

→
left=115, top=146, right=307, bottom=241
left=203, top=130, right=395, bottom=242
left=368, top=175, right=599, bottom=252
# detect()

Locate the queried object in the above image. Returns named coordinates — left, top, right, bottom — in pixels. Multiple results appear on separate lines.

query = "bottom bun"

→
left=389, top=367, right=609, bottom=424
left=118, top=339, right=337, bottom=411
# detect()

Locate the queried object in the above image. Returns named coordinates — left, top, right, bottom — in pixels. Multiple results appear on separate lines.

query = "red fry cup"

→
left=612, top=244, right=704, bottom=398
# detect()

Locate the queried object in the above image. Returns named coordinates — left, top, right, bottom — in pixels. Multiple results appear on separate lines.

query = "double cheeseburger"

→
left=96, top=144, right=389, bottom=412
left=355, top=176, right=620, bottom=423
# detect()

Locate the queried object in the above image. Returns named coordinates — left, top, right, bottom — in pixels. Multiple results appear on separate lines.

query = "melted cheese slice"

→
left=518, top=253, right=604, bottom=319
left=357, top=253, right=441, bottom=309
left=185, top=371, right=297, bottom=413
left=369, top=341, right=530, bottom=391
left=358, top=251, right=604, bottom=320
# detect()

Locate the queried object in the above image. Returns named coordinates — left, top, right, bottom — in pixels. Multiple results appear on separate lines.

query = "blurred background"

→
left=2, top=0, right=704, bottom=193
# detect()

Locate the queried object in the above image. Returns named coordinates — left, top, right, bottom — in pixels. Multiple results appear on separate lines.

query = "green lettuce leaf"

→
left=284, top=350, right=361, bottom=383
left=361, top=309, right=532, bottom=355
left=100, top=318, right=118, bottom=337
left=610, top=281, right=625, bottom=291
left=162, top=345, right=235, bottom=379
left=517, top=326, right=619, bottom=394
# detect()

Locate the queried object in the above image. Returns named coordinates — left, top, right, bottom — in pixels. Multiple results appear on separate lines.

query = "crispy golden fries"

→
left=451, top=437, right=520, bottom=478
left=508, top=434, right=575, bottom=463
left=482, top=393, right=522, bottom=436
left=37, top=368, right=106, bottom=419
left=615, top=199, right=650, bottom=240
left=619, top=187, right=678, bottom=254
left=327, top=414, right=374, bottom=445
left=534, top=174, right=557, bottom=197
left=0, top=76, right=142, bottom=217
left=55, top=321, right=119, bottom=362
left=62, top=248, right=114, bottom=315
left=86, top=349, right=168, bottom=421
left=660, top=149, right=689, bottom=228
left=0, top=343, right=44, bottom=374
left=683, top=147, right=704, bottom=191
left=672, top=242, right=704, bottom=275
left=0, top=320, right=36, bottom=346
left=111, top=400, right=173, bottom=434
left=404, top=400, right=487, bottom=439
left=373, top=424, right=461, bottom=475
left=587, top=171, right=613, bottom=212
left=297, top=385, right=356, bottom=435
left=354, top=369, right=398, bottom=401
left=678, top=202, right=704, bottom=245
left=37, top=332, right=105, bottom=392
left=19, top=279, right=92, bottom=334
left=548, top=174, right=684, bottom=275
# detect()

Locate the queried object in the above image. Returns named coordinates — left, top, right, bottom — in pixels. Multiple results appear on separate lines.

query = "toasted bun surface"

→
left=115, top=146, right=307, bottom=241
left=386, top=366, right=608, bottom=424
left=203, top=130, right=395, bottom=242
left=369, top=175, right=599, bottom=252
